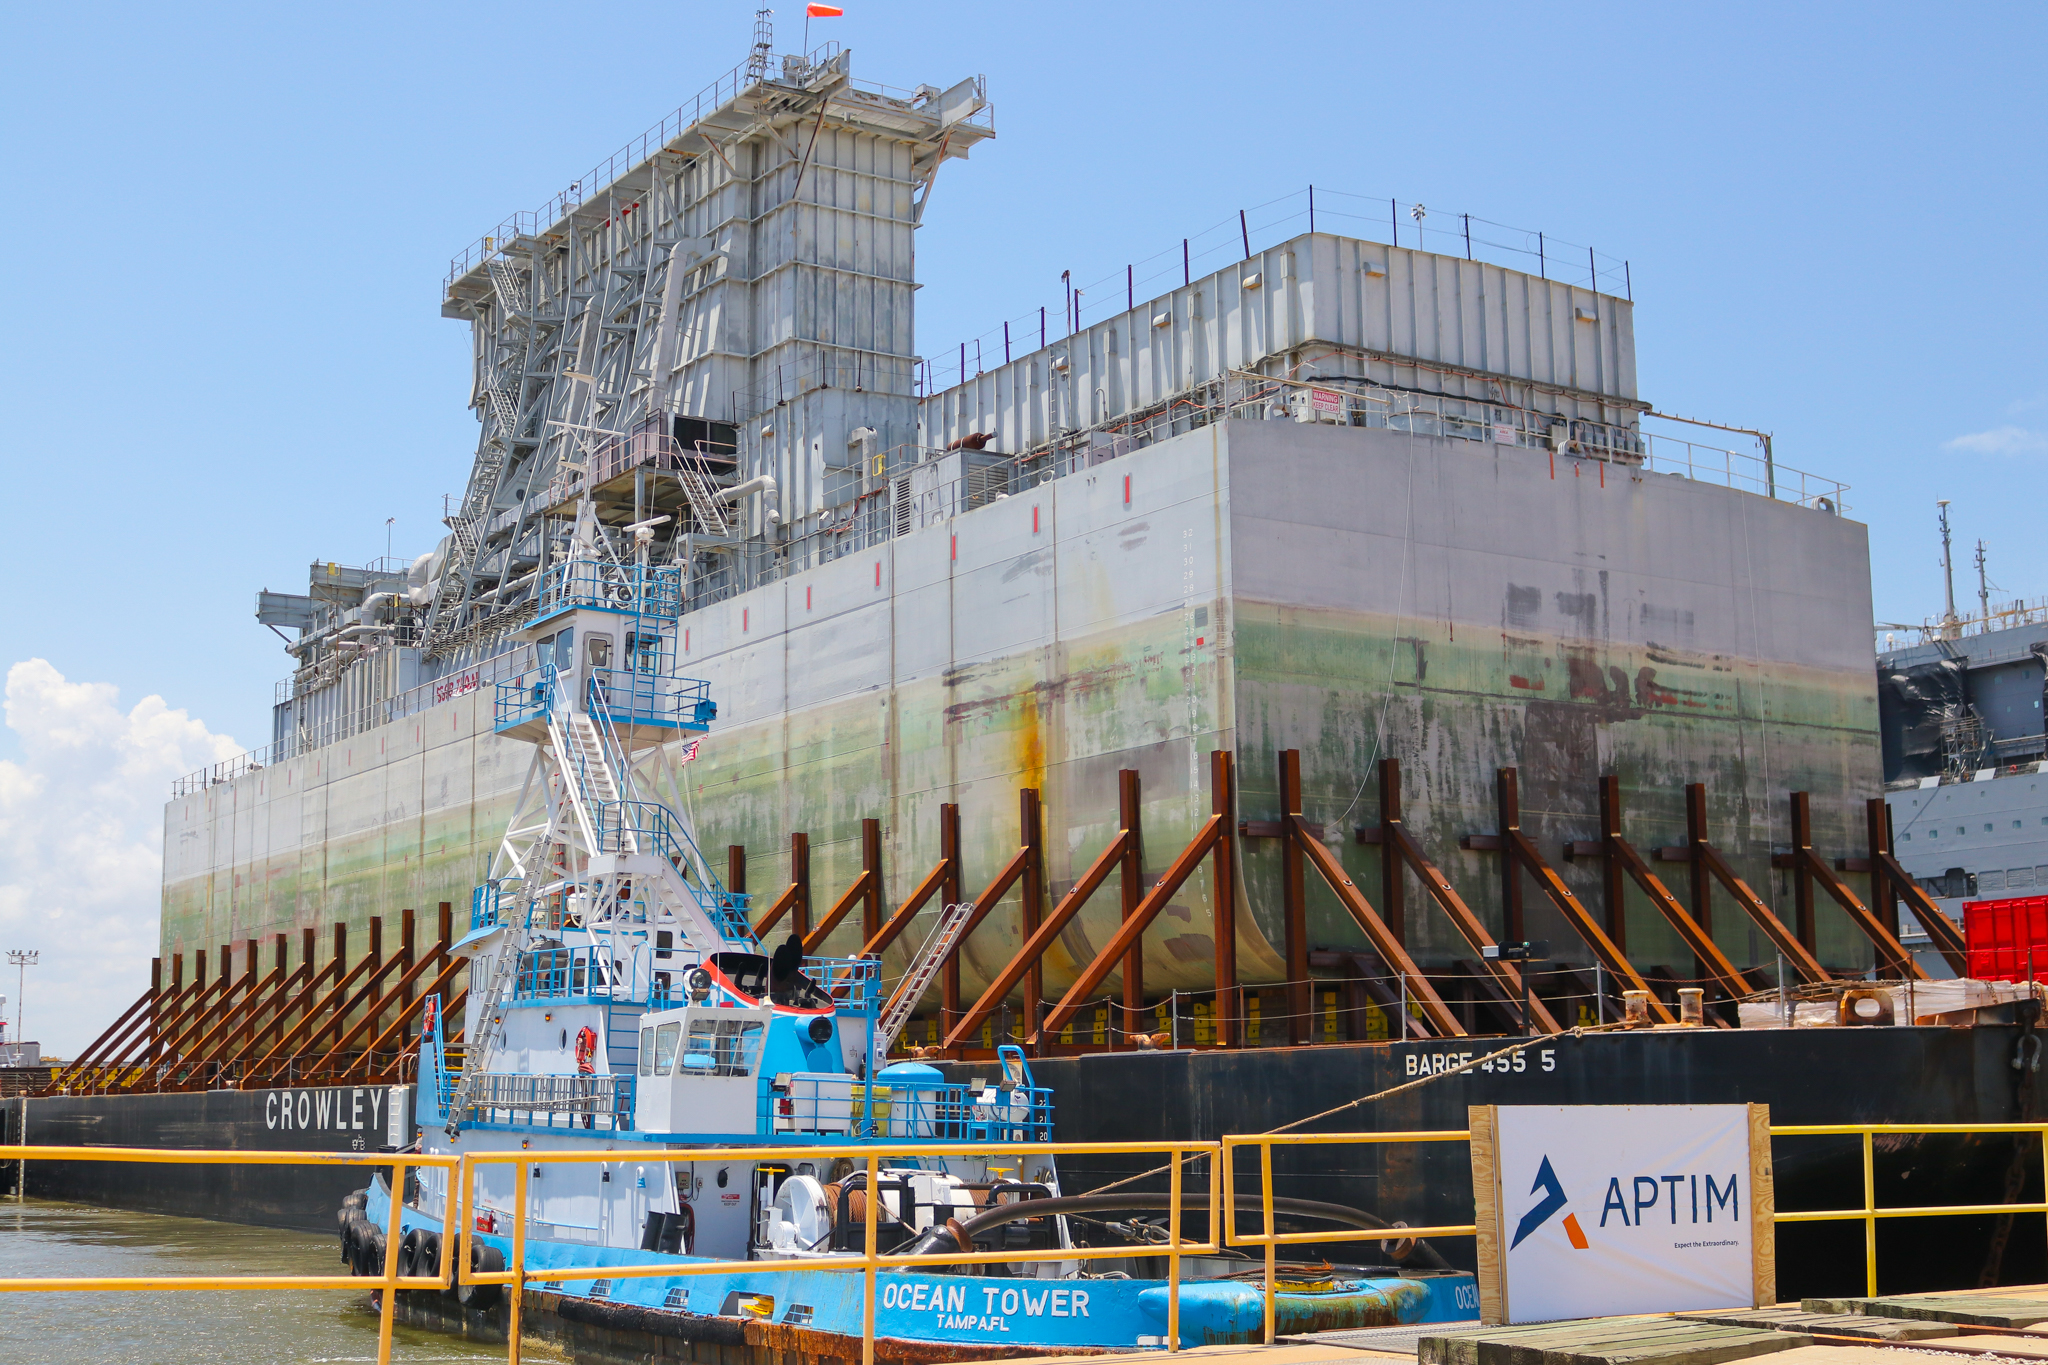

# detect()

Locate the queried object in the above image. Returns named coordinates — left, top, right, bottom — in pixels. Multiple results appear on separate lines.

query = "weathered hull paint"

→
left=164, top=418, right=1880, bottom=992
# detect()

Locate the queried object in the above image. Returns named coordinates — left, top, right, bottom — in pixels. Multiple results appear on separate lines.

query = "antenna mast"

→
left=1976, top=540, right=1991, bottom=633
left=1938, top=500, right=1958, bottom=639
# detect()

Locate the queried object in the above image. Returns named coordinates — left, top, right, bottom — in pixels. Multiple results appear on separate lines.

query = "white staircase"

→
left=875, top=900, right=975, bottom=1057
left=486, top=257, right=528, bottom=318
left=672, top=452, right=732, bottom=536
left=549, top=710, right=623, bottom=854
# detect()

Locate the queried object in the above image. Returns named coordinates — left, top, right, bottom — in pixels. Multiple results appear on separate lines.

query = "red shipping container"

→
left=1964, top=895, right=2048, bottom=982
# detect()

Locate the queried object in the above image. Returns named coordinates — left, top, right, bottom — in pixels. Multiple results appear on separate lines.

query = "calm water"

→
left=0, top=1199, right=562, bottom=1364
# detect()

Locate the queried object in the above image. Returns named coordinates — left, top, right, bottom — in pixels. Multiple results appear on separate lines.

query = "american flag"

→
left=678, top=739, right=701, bottom=764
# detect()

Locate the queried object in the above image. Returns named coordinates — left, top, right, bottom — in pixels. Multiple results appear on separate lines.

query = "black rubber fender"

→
left=398, top=1228, right=425, bottom=1281
left=413, top=1230, right=443, bottom=1290
left=354, top=1226, right=387, bottom=1278
left=457, top=1240, right=504, bottom=1310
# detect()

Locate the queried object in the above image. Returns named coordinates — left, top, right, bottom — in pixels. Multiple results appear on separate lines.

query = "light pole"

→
left=6, top=951, right=36, bottom=1044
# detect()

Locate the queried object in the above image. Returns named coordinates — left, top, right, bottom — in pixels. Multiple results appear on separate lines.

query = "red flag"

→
left=807, top=4, right=843, bottom=14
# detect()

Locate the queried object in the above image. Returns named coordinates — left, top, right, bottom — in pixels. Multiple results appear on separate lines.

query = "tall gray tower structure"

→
left=426, top=38, right=991, bottom=660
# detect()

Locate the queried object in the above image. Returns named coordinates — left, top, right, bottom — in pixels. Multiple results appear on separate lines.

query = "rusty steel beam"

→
left=243, top=927, right=339, bottom=1067
left=251, top=924, right=381, bottom=1077
left=859, top=811, right=957, bottom=960
left=1118, top=771, right=1145, bottom=1049
left=1867, top=797, right=1968, bottom=974
left=1278, top=752, right=1310, bottom=1045
left=1366, top=760, right=1561, bottom=1034
left=41, top=964, right=160, bottom=1094
left=150, top=947, right=236, bottom=1084
left=1604, top=833, right=1754, bottom=1001
left=861, top=819, right=884, bottom=944
left=179, top=938, right=284, bottom=1072
left=214, top=936, right=306, bottom=1065
left=358, top=953, right=467, bottom=1083
left=1035, top=816, right=1223, bottom=1045
left=1774, top=793, right=1922, bottom=978
left=1291, top=827, right=1462, bottom=1038
left=1210, top=751, right=1238, bottom=1049
left=945, top=827, right=1132, bottom=1052
left=751, top=882, right=803, bottom=938
left=1019, top=788, right=1047, bottom=1048
left=309, top=924, right=449, bottom=1078
left=804, top=870, right=875, bottom=953
left=1462, top=769, right=1674, bottom=1026
left=938, top=802, right=964, bottom=1037
left=235, top=928, right=322, bottom=1057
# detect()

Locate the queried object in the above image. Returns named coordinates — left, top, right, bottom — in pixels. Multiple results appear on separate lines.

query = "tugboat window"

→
left=587, top=634, right=612, bottom=670
left=654, top=1021, right=682, bottom=1076
left=638, top=1027, right=654, bottom=1077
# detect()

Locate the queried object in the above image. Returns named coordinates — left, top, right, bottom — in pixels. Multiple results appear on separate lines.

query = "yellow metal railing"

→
left=1222, top=1130, right=1479, bottom=1345
left=14, top=1122, right=2039, bottom=1361
left=1771, top=1121, right=2048, bottom=1298
left=457, top=1139, right=1222, bottom=1365
left=0, top=1145, right=458, bottom=1365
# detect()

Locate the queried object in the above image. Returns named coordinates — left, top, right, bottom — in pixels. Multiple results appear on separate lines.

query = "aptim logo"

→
left=1510, top=1155, right=1590, bottom=1251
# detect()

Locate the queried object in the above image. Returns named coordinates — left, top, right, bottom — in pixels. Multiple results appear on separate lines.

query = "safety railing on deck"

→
left=1772, top=1121, right=2048, bottom=1298
left=465, top=1072, right=636, bottom=1132
left=461, top=1138, right=1217, bottom=1365
left=494, top=665, right=558, bottom=733
left=1223, top=1118, right=2048, bottom=1343
left=536, top=560, right=683, bottom=621
left=514, top=946, right=617, bottom=1002
left=0, top=1146, right=458, bottom=1365
left=587, top=668, right=714, bottom=731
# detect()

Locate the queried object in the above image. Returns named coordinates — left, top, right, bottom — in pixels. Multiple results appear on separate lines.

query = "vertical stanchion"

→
left=510, top=1162, right=528, bottom=1365
left=864, top=1152, right=880, bottom=1365
left=1260, top=1142, right=1276, bottom=1344
left=1862, top=1129, right=1877, bottom=1296
left=378, top=1156, right=402, bottom=1365
left=1168, top=1147, right=1183, bottom=1352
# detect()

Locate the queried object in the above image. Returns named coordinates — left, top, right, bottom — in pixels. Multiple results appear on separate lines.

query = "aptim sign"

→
left=1472, top=1103, right=1773, bottom=1324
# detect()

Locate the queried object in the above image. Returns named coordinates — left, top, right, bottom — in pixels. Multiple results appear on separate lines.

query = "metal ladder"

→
left=875, top=901, right=975, bottom=1057
left=485, top=257, right=528, bottom=318
left=672, top=451, right=731, bottom=536
left=442, top=936, right=523, bottom=1138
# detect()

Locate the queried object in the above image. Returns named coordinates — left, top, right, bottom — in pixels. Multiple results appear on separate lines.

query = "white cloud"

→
left=1942, top=425, right=2048, bottom=456
left=0, top=660, right=239, bottom=1059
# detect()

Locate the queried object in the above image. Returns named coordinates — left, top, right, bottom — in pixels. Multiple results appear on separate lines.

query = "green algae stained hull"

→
left=162, top=418, right=1881, bottom=992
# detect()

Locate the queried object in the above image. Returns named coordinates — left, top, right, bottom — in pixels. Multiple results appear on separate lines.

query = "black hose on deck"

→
left=899, top=1192, right=1451, bottom=1270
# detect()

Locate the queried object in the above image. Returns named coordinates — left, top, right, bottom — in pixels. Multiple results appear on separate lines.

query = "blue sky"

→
left=0, top=3, right=2042, bottom=1045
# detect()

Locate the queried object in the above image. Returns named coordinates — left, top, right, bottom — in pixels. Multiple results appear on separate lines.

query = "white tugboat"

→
left=338, top=508, right=1476, bottom=1358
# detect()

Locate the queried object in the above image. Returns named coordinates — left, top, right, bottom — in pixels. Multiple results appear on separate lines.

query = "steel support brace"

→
left=1290, top=827, right=1461, bottom=1038
left=946, top=821, right=1133, bottom=1052
left=1462, top=768, right=1674, bottom=1026
left=1773, top=793, right=1924, bottom=979
left=1278, top=752, right=1309, bottom=1046
left=860, top=804, right=957, bottom=960
left=1118, top=771, right=1145, bottom=1048
left=1359, top=759, right=1562, bottom=1035
left=1572, top=788, right=1752, bottom=1003
left=1210, top=751, right=1238, bottom=1050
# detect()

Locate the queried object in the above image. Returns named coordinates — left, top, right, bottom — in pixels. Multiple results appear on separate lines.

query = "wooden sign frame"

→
left=1469, top=1103, right=1775, bottom=1325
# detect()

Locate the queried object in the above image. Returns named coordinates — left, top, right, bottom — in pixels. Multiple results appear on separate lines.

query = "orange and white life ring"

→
left=574, top=1025, right=598, bottom=1074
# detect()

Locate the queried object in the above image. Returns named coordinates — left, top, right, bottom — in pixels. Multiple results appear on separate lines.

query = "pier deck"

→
left=1003, top=1287, right=2048, bottom=1365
